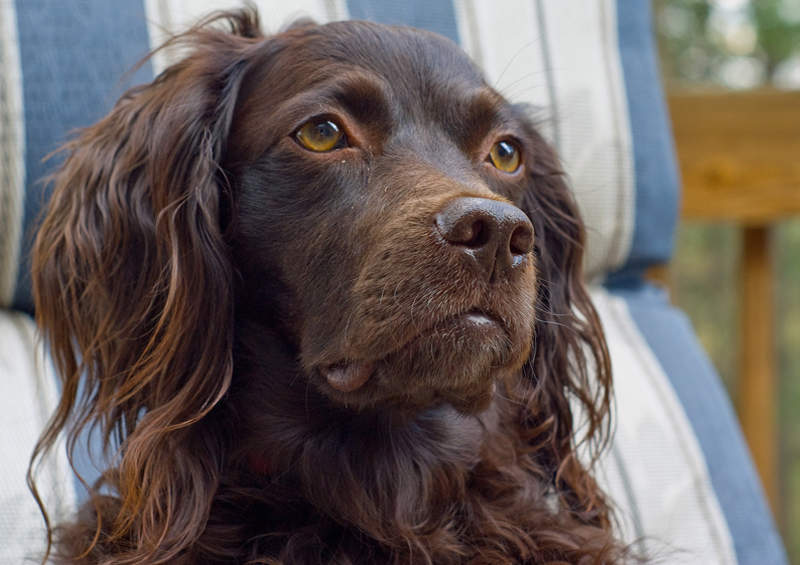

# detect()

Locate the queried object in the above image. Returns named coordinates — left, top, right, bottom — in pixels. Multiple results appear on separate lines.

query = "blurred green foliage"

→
left=753, top=0, right=800, bottom=71
left=654, top=1, right=800, bottom=562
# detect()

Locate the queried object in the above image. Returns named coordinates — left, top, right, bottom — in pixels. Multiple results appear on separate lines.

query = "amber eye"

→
left=295, top=118, right=345, bottom=152
left=488, top=140, right=521, bottom=173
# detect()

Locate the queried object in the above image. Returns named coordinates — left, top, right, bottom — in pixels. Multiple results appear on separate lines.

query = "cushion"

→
left=0, top=0, right=153, bottom=312
left=0, top=310, right=75, bottom=564
left=592, top=284, right=787, bottom=564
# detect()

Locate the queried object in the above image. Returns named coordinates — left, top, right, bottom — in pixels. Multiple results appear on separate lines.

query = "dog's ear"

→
left=31, top=9, right=262, bottom=561
left=517, top=135, right=613, bottom=528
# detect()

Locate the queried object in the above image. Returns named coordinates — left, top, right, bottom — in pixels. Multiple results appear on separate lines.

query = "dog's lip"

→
left=460, top=310, right=500, bottom=327
left=321, top=359, right=376, bottom=392
left=320, top=309, right=503, bottom=393
left=431, top=308, right=504, bottom=332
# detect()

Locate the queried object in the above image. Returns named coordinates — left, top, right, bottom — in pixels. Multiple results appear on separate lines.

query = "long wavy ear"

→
left=517, top=132, right=614, bottom=527
left=30, top=9, right=263, bottom=563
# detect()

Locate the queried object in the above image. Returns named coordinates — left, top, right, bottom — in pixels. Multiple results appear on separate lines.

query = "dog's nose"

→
left=435, top=197, right=534, bottom=281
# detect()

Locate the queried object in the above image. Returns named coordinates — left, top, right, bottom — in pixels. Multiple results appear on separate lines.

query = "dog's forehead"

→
left=280, top=20, right=486, bottom=94
left=232, top=21, right=516, bottom=161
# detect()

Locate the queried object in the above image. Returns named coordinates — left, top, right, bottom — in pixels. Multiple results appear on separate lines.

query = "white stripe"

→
left=0, top=312, right=76, bottom=563
left=452, top=0, right=484, bottom=74
left=144, top=0, right=350, bottom=73
left=0, top=0, right=25, bottom=307
left=589, top=286, right=737, bottom=564
left=536, top=0, right=635, bottom=280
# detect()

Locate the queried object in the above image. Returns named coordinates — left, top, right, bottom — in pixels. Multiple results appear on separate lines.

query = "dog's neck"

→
left=244, top=401, right=492, bottom=475
left=231, top=319, right=514, bottom=529
left=233, top=317, right=499, bottom=462
left=200, top=320, right=569, bottom=562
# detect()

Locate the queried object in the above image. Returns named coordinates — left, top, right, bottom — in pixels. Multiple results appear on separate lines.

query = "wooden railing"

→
left=667, top=89, right=800, bottom=517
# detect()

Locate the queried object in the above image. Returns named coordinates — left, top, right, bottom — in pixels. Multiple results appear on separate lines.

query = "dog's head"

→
left=32, top=9, right=612, bottom=562
left=227, top=20, right=545, bottom=413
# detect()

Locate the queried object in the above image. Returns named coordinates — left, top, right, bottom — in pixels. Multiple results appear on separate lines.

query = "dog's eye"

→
left=488, top=140, right=521, bottom=173
left=295, top=119, right=346, bottom=152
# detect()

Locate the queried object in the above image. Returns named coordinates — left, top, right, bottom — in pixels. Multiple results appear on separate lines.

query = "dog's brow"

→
left=468, top=89, right=505, bottom=124
left=313, top=72, right=392, bottom=127
left=456, top=88, right=513, bottom=150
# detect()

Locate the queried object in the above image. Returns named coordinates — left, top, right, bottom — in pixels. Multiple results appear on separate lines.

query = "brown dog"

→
left=32, top=8, right=622, bottom=564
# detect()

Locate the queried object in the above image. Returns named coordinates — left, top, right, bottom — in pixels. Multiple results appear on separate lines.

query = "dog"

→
left=31, top=8, right=623, bottom=564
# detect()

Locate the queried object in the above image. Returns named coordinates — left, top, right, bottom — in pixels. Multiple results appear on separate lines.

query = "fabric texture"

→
left=0, top=311, right=75, bottom=564
left=9, top=0, right=154, bottom=313
left=609, top=0, right=680, bottom=284
left=591, top=286, right=738, bottom=564
left=609, top=283, right=789, bottom=565
left=0, top=0, right=25, bottom=306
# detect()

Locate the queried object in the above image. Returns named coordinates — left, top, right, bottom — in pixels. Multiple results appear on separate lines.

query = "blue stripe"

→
left=611, top=283, right=788, bottom=565
left=608, top=0, right=679, bottom=284
left=346, top=0, right=460, bottom=44
left=12, top=0, right=154, bottom=313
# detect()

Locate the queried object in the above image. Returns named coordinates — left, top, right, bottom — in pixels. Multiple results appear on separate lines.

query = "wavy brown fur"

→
left=31, top=8, right=624, bottom=564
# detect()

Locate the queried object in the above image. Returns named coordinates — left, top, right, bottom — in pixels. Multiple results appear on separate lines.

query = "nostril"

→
left=464, top=219, right=490, bottom=248
left=509, top=224, right=533, bottom=255
left=435, top=213, right=490, bottom=248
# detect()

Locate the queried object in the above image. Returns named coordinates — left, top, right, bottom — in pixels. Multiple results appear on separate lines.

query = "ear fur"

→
left=30, top=9, right=263, bottom=562
left=518, top=135, right=613, bottom=526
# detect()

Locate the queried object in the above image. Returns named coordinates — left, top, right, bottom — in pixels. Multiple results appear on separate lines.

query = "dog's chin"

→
left=317, top=312, right=531, bottom=415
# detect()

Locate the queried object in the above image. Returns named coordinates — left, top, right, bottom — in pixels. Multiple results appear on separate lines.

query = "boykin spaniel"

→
left=31, top=8, right=625, bottom=564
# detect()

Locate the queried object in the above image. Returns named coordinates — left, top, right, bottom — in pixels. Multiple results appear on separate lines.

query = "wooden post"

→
left=667, top=90, right=800, bottom=520
left=738, top=225, right=778, bottom=512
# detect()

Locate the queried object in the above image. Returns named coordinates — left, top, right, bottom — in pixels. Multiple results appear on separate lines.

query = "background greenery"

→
left=653, top=0, right=800, bottom=561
